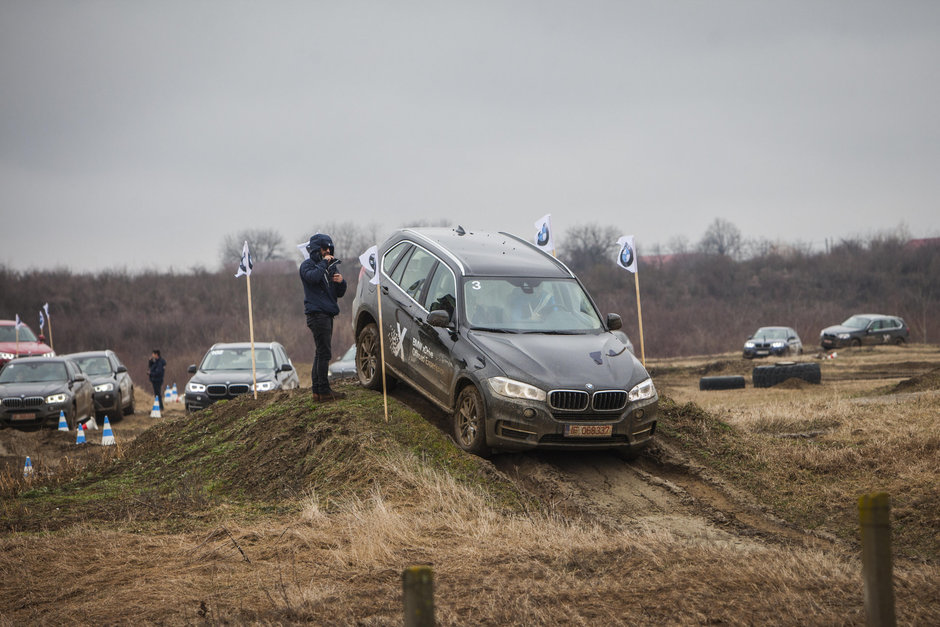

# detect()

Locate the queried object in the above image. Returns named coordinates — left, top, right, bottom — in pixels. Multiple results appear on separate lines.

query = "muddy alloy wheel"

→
left=453, top=385, right=488, bottom=456
left=356, top=322, right=382, bottom=390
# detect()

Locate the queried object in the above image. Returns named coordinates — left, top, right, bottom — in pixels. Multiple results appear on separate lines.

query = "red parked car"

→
left=0, top=320, right=55, bottom=367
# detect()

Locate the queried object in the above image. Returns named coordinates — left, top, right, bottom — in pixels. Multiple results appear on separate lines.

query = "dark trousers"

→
left=151, top=379, right=164, bottom=410
left=306, top=312, right=334, bottom=394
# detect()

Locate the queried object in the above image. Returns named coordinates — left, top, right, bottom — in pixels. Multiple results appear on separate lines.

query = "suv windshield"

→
left=0, top=362, right=67, bottom=383
left=463, top=277, right=603, bottom=333
left=0, top=326, right=38, bottom=342
left=73, top=356, right=112, bottom=375
left=201, top=348, right=275, bottom=371
left=753, top=328, right=788, bottom=340
left=842, top=316, right=871, bottom=329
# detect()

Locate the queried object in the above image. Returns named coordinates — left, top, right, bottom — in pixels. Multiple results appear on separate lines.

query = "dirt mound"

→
left=699, top=360, right=741, bottom=375
left=1, top=385, right=531, bottom=532
left=774, top=377, right=812, bottom=390
left=889, top=367, right=940, bottom=394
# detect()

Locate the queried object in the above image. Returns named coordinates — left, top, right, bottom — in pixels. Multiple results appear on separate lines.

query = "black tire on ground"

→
left=699, top=375, right=747, bottom=391
left=124, top=388, right=135, bottom=416
left=356, top=322, right=384, bottom=390
left=894, top=337, right=905, bottom=346
left=851, top=338, right=862, bottom=348
left=752, top=362, right=821, bottom=388
left=453, top=384, right=489, bottom=457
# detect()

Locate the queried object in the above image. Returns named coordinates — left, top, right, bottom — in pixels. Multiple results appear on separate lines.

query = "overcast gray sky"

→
left=2, top=1, right=938, bottom=272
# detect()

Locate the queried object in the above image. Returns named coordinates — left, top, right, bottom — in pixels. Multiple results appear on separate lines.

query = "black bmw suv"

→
left=352, top=227, right=658, bottom=458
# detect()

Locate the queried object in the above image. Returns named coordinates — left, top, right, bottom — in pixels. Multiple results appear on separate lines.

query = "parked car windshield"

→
left=0, top=326, right=39, bottom=342
left=0, top=362, right=67, bottom=383
left=752, top=328, right=788, bottom=340
left=200, top=348, right=275, bottom=371
left=463, top=277, right=603, bottom=333
left=842, top=316, right=871, bottom=329
left=72, top=356, right=112, bottom=375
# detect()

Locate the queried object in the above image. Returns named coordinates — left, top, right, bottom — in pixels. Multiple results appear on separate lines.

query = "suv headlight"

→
left=744, top=341, right=755, bottom=348
left=46, top=393, right=67, bottom=404
left=488, top=376, right=546, bottom=402
left=94, top=382, right=114, bottom=392
left=42, top=351, right=56, bottom=357
left=0, top=352, right=14, bottom=360
left=186, top=382, right=206, bottom=393
left=628, top=378, right=656, bottom=402
left=837, top=333, right=851, bottom=340
left=771, top=341, right=786, bottom=348
left=252, top=380, right=277, bottom=392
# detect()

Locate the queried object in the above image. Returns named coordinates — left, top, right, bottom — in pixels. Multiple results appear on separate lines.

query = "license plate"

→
left=12, top=413, right=36, bottom=421
left=564, top=424, right=613, bottom=437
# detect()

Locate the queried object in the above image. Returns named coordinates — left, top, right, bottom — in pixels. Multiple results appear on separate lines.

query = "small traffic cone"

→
left=150, top=396, right=162, bottom=418
left=23, top=456, right=34, bottom=478
left=85, top=416, right=98, bottom=430
left=76, top=425, right=86, bottom=445
left=58, top=411, right=69, bottom=431
left=164, top=385, right=173, bottom=406
left=101, top=417, right=115, bottom=446
left=171, top=383, right=179, bottom=403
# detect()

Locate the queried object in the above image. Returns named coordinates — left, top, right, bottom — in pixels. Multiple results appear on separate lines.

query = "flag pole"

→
left=247, top=273, right=257, bottom=400
left=15, top=319, right=20, bottom=357
left=634, top=270, right=646, bottom=367
left=46, top=311, right=54, bottom=352
left=376, top=279, right=389, bottom=423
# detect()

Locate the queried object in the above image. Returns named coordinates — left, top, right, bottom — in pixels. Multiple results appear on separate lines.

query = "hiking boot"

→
left=323, top=389, right=347, bottom=401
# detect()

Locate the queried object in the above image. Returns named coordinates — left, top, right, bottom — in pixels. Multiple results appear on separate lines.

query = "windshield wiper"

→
left=470, top=327, right=517, bottom=334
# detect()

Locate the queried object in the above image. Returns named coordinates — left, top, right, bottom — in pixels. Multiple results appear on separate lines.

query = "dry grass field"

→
left=0, top=346, right=938, bottom=625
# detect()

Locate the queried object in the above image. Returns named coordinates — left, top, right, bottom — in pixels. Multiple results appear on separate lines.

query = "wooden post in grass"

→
left=859, top=492, right=896, bottom=627
left=402, top=565, right=434, bottom=627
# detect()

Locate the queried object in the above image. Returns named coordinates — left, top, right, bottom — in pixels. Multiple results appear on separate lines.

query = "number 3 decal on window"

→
left=471, top=281, right=482, bottom=290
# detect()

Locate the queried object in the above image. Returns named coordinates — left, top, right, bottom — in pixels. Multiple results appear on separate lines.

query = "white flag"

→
left=296, top=242, right=310, bottom=260
left=534, top=214, right=555, bottom=254
left=43, top=302, right=50, bottom=318
left=616, top=235, right=638, bottom=273
left=235, top=241, right=253, bottom=277
left=39, top=311, right=45, bottom=331
left=14, top=314, right=23, bottom=328
left=359, top=245, right=380, bottom=285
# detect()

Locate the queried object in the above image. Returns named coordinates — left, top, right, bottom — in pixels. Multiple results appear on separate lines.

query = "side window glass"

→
left=389, top=246, right=414, bottom=286
left=384, top=243, right=412, bottom=282
left=423, top=263, right=457, bottom=318
left=397, top=249, right=437, bottom=302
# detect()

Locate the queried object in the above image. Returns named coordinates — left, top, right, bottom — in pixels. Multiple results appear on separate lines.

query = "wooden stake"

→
left=402, top=565, right=434, bottom=627
left=634, top=271, right=646, bottom=367
left=859, top=493, right=896, bottom=627
left=246, top=274, right=257, bottom=400
left=377, top=282, right=389, bottom=423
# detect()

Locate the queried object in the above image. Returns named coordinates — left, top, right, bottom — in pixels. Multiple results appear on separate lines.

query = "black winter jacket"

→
left=300, top=234, right=347, bottom=316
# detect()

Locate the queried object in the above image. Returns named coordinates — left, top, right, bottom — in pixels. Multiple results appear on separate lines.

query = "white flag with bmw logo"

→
left=615, top=235, right=637, bottom=273
left=359, top=245, right=380, bottom=285
left=235, top=241, right=253, bottom=277
left=534, top=214, right=555, bottom=255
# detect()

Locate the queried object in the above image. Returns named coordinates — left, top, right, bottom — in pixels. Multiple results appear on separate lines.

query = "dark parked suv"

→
left=352, top=227, right=658, bottom=458
left=820, top=314, right=909, bottom=349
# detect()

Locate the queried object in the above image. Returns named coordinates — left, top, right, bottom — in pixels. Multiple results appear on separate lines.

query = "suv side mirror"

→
left=116, top=365, right=127, bottom=373
left=606, top=313, right=623, bottom=331
left=73, top=373, right=86, bottom=382
left=427, top=310, right=452, bottom=328
left=187, top=364, right=197, bottom=374
left=279, top=363, right=293, bottom=372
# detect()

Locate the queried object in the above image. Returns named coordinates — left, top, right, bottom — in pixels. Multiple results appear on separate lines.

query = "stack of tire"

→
left=752, top=362, right=821, bottom=388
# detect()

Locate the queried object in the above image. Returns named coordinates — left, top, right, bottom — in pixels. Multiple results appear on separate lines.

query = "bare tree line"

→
left=2, top=221, right=936, bottom=390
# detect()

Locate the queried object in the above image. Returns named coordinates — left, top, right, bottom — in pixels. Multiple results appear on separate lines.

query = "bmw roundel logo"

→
left=537, top=224, right=550, bottom=246
left=585, top=383, right=595, bottom=391
left=369, top=253, right=376, bottom=272
left=619, top=242, right=634, bottom=267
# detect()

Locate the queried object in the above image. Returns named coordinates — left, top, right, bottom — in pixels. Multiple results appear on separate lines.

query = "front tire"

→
left=453, top=385, right=488, bottom=456
left=356, top=322, right=390, bottom=390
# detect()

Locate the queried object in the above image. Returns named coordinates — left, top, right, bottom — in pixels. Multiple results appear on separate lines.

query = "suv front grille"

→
left=207, top=383, right=251, bottom=397
left=549, top=390, right=589, bottom=411
left=592, top=391, right=627, bottom=411
left=2, top=397, right=44, bottom=408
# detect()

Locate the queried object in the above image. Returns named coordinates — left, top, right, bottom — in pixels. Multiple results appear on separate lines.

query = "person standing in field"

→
left=300, top=233, right=348, bottom=401
left=148, top=349, right=166, bottom=410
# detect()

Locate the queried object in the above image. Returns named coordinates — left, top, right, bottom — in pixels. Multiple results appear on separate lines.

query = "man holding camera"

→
left=300, top=233, right=347, bottom=401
